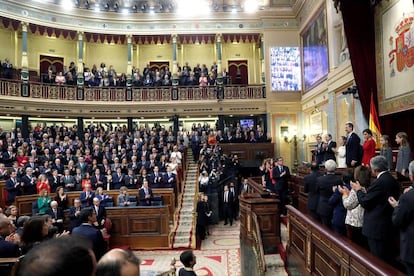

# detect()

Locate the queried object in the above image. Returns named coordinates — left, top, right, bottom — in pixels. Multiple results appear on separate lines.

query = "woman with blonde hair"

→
left=37, top=189, right=51, bottom=215
left=36, top=174, right=50, bottom=194
left=379, top=135, right=393, bottom=170
left=117, top=186, right=131, bottom=207
left=395, top=132, right=412, bottom=179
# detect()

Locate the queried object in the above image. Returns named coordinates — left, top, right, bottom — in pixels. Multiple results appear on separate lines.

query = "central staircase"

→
left=171, top=152, right=198, bottom=248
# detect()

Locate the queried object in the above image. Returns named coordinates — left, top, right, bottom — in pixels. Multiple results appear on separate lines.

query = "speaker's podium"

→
left=239, top=182, right=280, bottom=276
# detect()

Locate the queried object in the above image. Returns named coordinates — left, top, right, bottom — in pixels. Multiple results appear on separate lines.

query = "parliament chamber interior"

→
left=0, top=0, right=414, bottom=275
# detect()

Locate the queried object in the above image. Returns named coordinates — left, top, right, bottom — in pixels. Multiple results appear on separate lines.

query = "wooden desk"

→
left=14, top=188, right=175, bottom=219
left=220, top=143, right=274, bottom=162
left=106, top=206, right=170, bottom=249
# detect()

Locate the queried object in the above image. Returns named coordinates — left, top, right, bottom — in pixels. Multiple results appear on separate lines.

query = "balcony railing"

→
left=0, top=79, right=265, bottom=102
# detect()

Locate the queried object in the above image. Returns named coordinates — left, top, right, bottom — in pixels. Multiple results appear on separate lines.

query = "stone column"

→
left=77, top=32, right=85, bottom=99
left=126, top=35, right=133, bottom=100
left=21, top=22, right=29, bottom=97
left=215, top=34, right=224, bottom=100
left=260, top=34, right=265, bottom=85
left=127, top=117, right=133, bottom=134
left=171, top=34, right=179, bottom=84
left=77, top=117, right=84, bottom=141
left=21, top=115, right=29, bottom=139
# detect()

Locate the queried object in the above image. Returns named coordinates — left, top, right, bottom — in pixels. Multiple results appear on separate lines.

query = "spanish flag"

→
left=369, top=92, right=382, bottom=149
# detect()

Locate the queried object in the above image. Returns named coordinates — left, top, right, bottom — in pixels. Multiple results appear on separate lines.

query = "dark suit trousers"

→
left=223, top=202, right=233, bottom=225
left=367, top=238, right=392, bottom=264
left=277, top=189, right=288, bottom=216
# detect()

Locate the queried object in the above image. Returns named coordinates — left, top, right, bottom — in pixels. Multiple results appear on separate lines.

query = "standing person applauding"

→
left=395, top=132, right=412, bottom=180
left=362, top=129, right=376, bottom=167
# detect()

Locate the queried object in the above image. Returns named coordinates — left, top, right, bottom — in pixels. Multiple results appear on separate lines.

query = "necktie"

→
left=279, top=166, right=283, bottom=172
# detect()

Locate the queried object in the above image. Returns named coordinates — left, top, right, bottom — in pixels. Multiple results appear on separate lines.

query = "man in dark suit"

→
left=313, top=135, right=325, bottom=166
left=21, top=167, right=37, bottom=195
left=2, top=145, right=15, bottom=167
left=72, top=208, right=107, bottom=260
left=316, top=160, right=342, bottom=228
left=80, top=184, right=95, bottom=208
left=222, top=184, right=234, bottom=226
left=92, top=197, right=106, bottom=229
left=139, top=180, right=153, bottom=206
left=389, top=160, right=414, bottom=275
left=345, top=122, right=362, bottom=168
left=48, top=169, right=62, bottom=193
left=69, top=198, right=82, bottom=231
left=304, top=162, right=323, bottom=221
left=91, top=168, right=106, bottom=190
left=352, top=155, right=400, bottom=263
left=0, top=217, right=20, bottom=257
left=150, top=166, right=163, bottom=188
left=229, top=181, right=239, bottom=221
left=5, top=170, right=20, bottom=205
left=111, top=167, right=124, bottom=190
left=178, top=250, right=197, bottom=276
left=323, top=133, right=337, bottom=162
left=272, top=157, right=291, bottom=216
left=46, top=200, right=64, bottom=232
left=124, top=169, right=137, bottom=189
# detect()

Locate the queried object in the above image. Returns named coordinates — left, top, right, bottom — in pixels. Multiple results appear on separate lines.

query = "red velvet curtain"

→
left=228, top=60, right=248, bottom=85
left=340, top=0, right=377, bottom=120
left=340, top=0, right=414, bottom=147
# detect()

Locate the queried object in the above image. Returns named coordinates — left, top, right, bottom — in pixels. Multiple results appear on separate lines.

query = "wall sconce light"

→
left=282, top=125, right=306, bottom=173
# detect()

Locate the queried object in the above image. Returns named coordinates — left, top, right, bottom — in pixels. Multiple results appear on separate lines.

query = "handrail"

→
left=251, top=212, right=266, bottom=276
left=0, top=79, right=265, bottom=101
left=287, top=205, right=405, bottom=276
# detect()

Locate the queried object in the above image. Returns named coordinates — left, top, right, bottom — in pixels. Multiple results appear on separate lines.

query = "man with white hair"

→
left=351, top=155, right=400, bottom=263
left=316, top=159, right=342, bottom=228
left=46, top=200, right=64, bottom=232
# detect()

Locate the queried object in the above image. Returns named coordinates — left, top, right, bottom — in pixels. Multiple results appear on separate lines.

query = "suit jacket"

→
left=324, top=140, right=337, bottom=162
left=124, top=174, right=137, bottom=189
left=5, top=177, right=20, bottom=204
left=62, top=175, right=76, bottom=191
left=271, top=165, right=290, bottom=192
left=357, top=171, right=400, bottom=239
left=111, top=173, right=125, bottom=190
left=139, top=187, right=153, bottom=206
left=91, top=174, right=106, bottom=189
left=314, top=143, right=325, bottom=165
left=0, top=238, right=20, bottom=258
left=72, top=223, right=107, bottom=260
left=48, top=175, right=62, bottom=193
left=304, top=171, right=323, bottom=212
left=92, top=205, right=107, bottom=228
left=316, top=174, right=342, bottom=217
left=69, top=206, right=82, bottom=230
left=178, top=268, right=197, bottom=276
left=345, top=132, right=361, bottom=167
left=80, top=191, right=95, bottom=207
left=392, top=188, right=414, bottom=264
left=47, top=207, right=64, bottom=221
left=150, top=172, right=163, bottom=188
left=21, top=175, right=37, bottom=195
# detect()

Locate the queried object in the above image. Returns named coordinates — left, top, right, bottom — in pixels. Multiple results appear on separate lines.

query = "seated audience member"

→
left=351, top=155, right=400, bottom=264
left=5, top=205, right=19, bottom=226
left=303, top=162, right=323, bottom=221
left=150, top=166, right=163, bottom=188
left=69, top=198, right=83, bottom=231
left=37, top=189, right=51, bottom=215
left=91, top=168, right=106, bottom=190
left=117, top=186, right=131, bottom=207
left=165, top=165, right=177, bottom=189
left=0, top=216, right=20, bottom=257
left=95, top=187, right=110, bottom=207
left=124, top=169, right=137, bottom=189
left=62, top=168, right=76, bottom=191
left=388, top=160, right=414, bottom=276
left=112, top=167, right=125, bottom=190
left=139, top=180, right=153, bottom=206
left=16, top=236, right=96, bottom=276
left=179, top=250, right=197, bottom=276
left=55, top=186, right=68, bottom=210
left=72, top=208, right=107, bottom=260
left=46, top=200, right=64, bottom=233
left=96, top=248, right=141, bottom=276
left=20, top=215, right=50, bottom=254
left=80, top=183, right=95, bottom=207
left=316, top=159, right=342, bottom=228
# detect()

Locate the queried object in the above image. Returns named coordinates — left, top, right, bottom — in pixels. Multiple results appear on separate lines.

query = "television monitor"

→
left=240, top=119, right=254, bottom=130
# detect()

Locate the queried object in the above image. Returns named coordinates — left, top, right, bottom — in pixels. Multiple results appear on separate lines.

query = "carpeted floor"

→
left=136, top=219, right=289, bottom=276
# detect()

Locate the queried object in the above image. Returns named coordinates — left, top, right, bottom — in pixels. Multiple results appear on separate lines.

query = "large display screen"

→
left=270, top=47, right=301, bottom=91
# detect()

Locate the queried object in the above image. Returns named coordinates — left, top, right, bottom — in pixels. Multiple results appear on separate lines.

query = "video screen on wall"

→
left=270, top=47, right=301, bottom=91
left=240, top=119, right=254, bottom=130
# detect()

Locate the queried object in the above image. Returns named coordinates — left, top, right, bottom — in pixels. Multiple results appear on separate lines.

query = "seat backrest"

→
left=129, top=196, right=137, bottom=207
left=2, top=188, right=9, bottom=206
left=32, top=201, right=39, bottom=216
left=106, top=197, right=114, bottom=207
left=151, top=195, right=163, bottom=206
